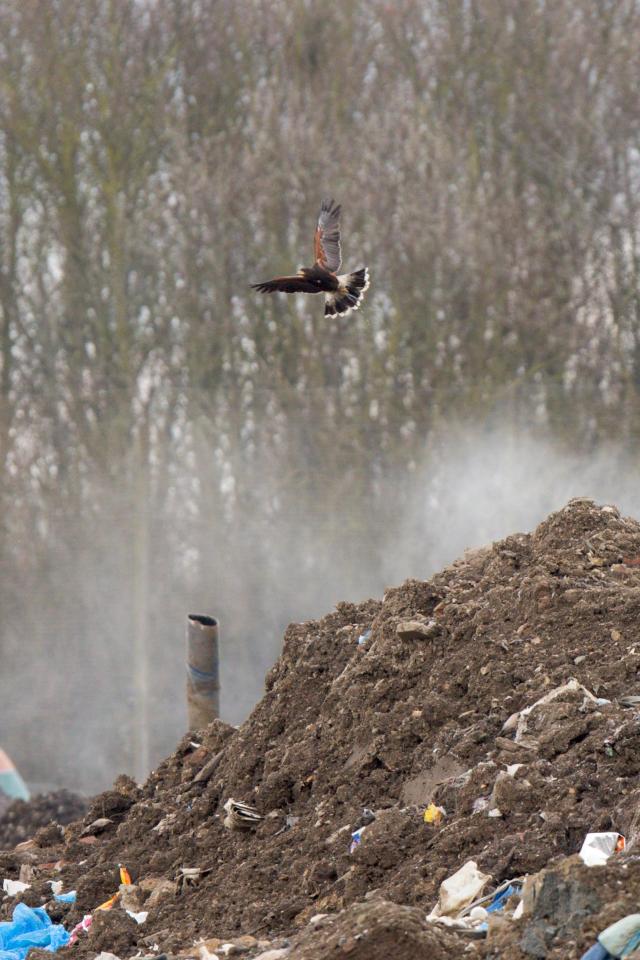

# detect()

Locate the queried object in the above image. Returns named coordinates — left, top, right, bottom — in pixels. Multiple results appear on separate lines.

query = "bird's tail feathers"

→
left=324, top=268, right=370, bottom=317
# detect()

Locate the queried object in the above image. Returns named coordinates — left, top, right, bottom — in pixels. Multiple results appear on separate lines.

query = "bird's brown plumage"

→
left=251, top=275, right=321, bottom=294
left=314, top=198, right=342, bottom=273
left=251, top=198, right=369, bottom=317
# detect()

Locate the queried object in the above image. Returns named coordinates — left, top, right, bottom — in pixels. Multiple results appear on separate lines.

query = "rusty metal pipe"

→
left=186, top=614, right=220, bottom=730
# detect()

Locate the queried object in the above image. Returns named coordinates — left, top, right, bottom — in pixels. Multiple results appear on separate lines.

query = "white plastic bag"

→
left=428, top=860, right=491, bottom=918
left=579, top=832, right=623, bottom=866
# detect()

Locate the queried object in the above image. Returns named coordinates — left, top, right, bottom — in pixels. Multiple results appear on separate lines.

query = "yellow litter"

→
left=423, top=803, right=445, bottom=824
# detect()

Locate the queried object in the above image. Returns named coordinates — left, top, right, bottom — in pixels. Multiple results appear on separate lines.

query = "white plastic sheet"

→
left=428, top=860, right=491, bottom=918
left=579, top=832, right=623, bottom=867
left=2, top=879, right=30, bottom=896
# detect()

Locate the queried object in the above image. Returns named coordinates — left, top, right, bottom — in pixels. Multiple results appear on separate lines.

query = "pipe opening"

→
left=188, top=614, right=218, bottom=627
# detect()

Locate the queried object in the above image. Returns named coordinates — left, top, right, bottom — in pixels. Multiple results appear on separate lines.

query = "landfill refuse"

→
left=349, top=827, right=366, bottom=853
left=126, top=910, right=148, bottom=925
left=176, top=866, right=213, bottom=894
left=0, top=902, right=69, bottom=960
left=8, top=500, right=640, bottom=959
left=396, top=619, right=437, bottom=640
left=66, top=864, right=132, bottom=944
left=68, top=914, right=93, bottom=944
left=1, top=880, right=30, bottom=897
left=423, top=803, right=445, bottom=824
left=448, top=875, right=525, bottom=937
left=428, top=860, right=491, bottom=919
left=581, top=945, right=611, bottom=960
left=359, top=808, right=376, bottom=826
left=619, top=695, right=640, bottom=708
left=502, top=678, right=601, bottom=743
left=53, top=891, right=76, bottom=903
left=598, top=913, right=640, bottom=956
left=579, top=832, right=625, bottom=867
left=223, top=798, right=263, bottom=831
left=481, top=880, right=523, bottom=915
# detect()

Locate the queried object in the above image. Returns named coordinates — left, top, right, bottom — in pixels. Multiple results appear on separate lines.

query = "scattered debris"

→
left=395, top=619, right=438, bottom=640
left=581, top=913, right=640, bottom=958
left=69, top=913, right=93, bottom=944
left=358, top=808, right=376, bottom=827
left=176, top=866, right=213, bottom=894
left=192, top=749, right=224, bottom=785
left=423, top=803, right=446, bottom=824
left=2, top=878, right=30, bottom=896
left=618, top=694, right=640, bottom=708
left=0, top=902, right=69, bottom=958
left=125, top=909, right=148, bottom=925
left=598, top=912, right=640, bottom=956
left=222, top=798, right=263, bottom=832
left=579, top=832, right=625, bottom=867
left=581, top=945, right=610, bottom=960
left=502, top=678, right=601, bottom=744
left=81, top=817, right=114, bottom=836
left=349, top=827, right=366, bottom=854
left=428, top=860, right=491, bottom=921
left=5, top=500, right=640, bottom=958
left=54, top=890, right=77, bottom=903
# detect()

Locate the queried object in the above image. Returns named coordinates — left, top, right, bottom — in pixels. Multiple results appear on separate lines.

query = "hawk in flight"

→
left=251, top=199, right=370, bottom=317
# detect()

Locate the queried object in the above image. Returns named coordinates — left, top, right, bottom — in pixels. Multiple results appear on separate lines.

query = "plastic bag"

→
left=429, top=860, right=491, bottom=919
left=579, top=832, right=624, bottom=867
left=0, top=903, right=69, bottom=960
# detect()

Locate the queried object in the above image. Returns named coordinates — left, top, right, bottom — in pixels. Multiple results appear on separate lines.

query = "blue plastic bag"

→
left=0, top=903, right=70, bottom=960
left=53, top=892, right=76, bottom=904
left=580, top=943, right=610, bottom=960
left=486, top=883, right=521, bottom=914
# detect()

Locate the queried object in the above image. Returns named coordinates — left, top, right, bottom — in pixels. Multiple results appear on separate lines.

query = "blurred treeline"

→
left=1, top=0, right=639, bottom=790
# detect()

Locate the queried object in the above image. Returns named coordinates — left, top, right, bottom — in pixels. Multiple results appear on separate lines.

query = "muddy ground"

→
left=2, top=498, right=640, bottom=959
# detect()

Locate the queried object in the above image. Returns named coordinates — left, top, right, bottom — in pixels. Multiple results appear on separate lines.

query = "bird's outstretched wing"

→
left=314, top=198, right=341, bottom=273
left=251, top=275, right=319, bottom=294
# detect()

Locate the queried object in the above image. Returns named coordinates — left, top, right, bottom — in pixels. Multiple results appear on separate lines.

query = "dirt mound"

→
left=2, top=497, right=640, bottom=959
left=0, top=790, right=88, bottom=849
left=289, top=899, right=462, bottom=959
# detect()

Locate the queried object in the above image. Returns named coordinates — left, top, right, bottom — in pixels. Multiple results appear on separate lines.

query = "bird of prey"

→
left=251, top=199, right=370, bottom=317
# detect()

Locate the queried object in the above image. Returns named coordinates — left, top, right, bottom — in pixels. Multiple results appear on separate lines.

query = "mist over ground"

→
left=392, top=428, right=640, bottom=582
left=1, top=1, right=640, bottom=794
left=4, top=422, right=638, bottom=795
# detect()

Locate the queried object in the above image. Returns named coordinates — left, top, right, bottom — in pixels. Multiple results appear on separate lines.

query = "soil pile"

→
left=2, top=497, right=640, bottom=959
left=0, top=791, right=88, bottom=850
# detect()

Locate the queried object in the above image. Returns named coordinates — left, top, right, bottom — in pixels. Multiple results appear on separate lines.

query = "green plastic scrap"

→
left=598, top=914, right=640, bottom=957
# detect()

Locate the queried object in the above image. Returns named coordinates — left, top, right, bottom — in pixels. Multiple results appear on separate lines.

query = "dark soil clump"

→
left=0, top=789, right=88, bottom=849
